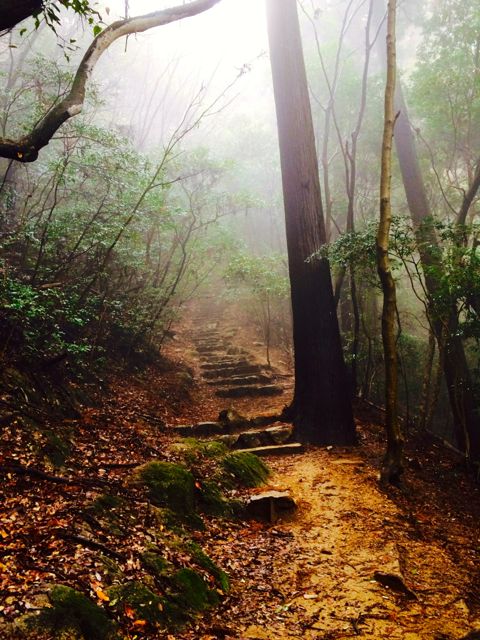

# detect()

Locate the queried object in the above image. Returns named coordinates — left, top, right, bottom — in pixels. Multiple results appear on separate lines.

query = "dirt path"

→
left=2, top=303, right=478, bottom=640
left=177, top=446, right=478, bottom=640
left=175, top=303, right=480, bottom=640
left=254, top=452, right=472, bottom=638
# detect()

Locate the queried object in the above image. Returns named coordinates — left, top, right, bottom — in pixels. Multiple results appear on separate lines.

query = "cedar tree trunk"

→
left=266, top=0, right=356, bottom=446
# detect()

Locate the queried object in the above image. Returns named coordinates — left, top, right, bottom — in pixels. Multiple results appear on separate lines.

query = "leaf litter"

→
left=1, top=335, right=480, bottom=639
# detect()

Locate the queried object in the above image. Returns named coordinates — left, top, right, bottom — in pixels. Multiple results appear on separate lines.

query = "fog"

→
left=0, top=0, right=478, bottom=448
left=1, top=4, right=480, bottom=636
left=91, top=0, right=273, bottom=147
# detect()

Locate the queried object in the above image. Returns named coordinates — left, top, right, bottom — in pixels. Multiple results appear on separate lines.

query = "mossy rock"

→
left=151, top=506, right=205, bottom=532
left=109, top=566, right=219, bottom=626
left=221, top=451, right=270, bottom=487
left=141, top=550, right=172, bottom=578
left=195, top=478, right=231, bottom=516
left=109, top=581, right=166, bottom=626
left=198, top=440, right=228, bottom=458
left=172, top=568, right=218, bottom=611
left=135, top=461, right=196, bottom=517
left=108, top=577, right=208, bottom=629
left=88, top=494, right=123, bottom=517
left=33, top=586, right=117, bottom=640
left=186, top=542, right=230, bottom=593
left=178, top=439, right=228, bottom=464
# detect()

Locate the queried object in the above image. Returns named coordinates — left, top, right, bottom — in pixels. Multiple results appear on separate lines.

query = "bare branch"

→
left=0, top=0, right=222, bottom=162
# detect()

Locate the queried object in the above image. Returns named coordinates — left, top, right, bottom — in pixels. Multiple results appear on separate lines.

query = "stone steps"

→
left=235, top=443, right=304, bottom=456
left=172, top=422, right=304, bottom=459
left=220, top=425, right=293, bottom=449
left=173, top=421, right=224, bottom=437
left=196, top=343, right=226, bottom=352
left=200, top=359, right=248, bottom=370
left=200, top=356, right=248, bottom=365
left=187, top=320, right=290, bottom=436
left=195, top=344, right=225, bottom=355
left=195, top=335, right=224, bottom=342
left=203, top=366, right=265, bottom=380
left=216, top=384, right=283, bottom=398
left=173, top=316, right=299, bottom=458
left=207, top=374, right=273, bottom=387
left=225, top=346, right=247, bottom=356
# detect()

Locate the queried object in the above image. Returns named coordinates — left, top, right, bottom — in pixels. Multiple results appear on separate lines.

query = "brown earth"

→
left=178, top=436, right=480, bottom=640
left=1, top=312, right=480, bottom=640
left=173, top=309, right=480, bottom=640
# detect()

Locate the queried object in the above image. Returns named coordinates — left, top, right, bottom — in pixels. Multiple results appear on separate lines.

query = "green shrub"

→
left=0, top=276, right=93, bottom=369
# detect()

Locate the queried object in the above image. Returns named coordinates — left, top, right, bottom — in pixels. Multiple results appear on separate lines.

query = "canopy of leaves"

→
left=34, top=0, right=102, bottom=34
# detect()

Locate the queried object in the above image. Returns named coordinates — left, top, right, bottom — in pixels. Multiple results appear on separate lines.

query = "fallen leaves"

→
left=0, top=335, right=479, bottom=640
left=93, top=586, right=110, bottom=602
left=133, top=619, right=147, bottom=627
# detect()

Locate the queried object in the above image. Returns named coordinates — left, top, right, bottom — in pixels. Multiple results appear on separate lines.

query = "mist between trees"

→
left=0, top=0, right=479, bottom=473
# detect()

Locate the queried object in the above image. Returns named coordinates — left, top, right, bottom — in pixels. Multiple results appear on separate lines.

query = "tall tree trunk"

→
left=394, top=84, right=480, bottom=458
left=377, top=0, right=403, bottom=483
left=266, top=0, right=355, bottom=445
left=373, top=0, right=480, bottom=460
left=418, top=329, right=436, bottom=431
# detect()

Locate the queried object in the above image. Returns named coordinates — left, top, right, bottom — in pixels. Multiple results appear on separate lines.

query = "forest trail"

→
left=189, top=450, right=475, bottom=640
left=184, top=296, right=293, bottom=413
left=2, top=2, right=479, bottom=638
left=176, top=303, right=480, bottom=640
left=1, top=304, right=479, bottom=640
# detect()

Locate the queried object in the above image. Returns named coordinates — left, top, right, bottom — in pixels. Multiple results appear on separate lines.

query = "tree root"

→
left=56, top=530, right=124, bottom=560
left=0, top=463, right=111, bottom=488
